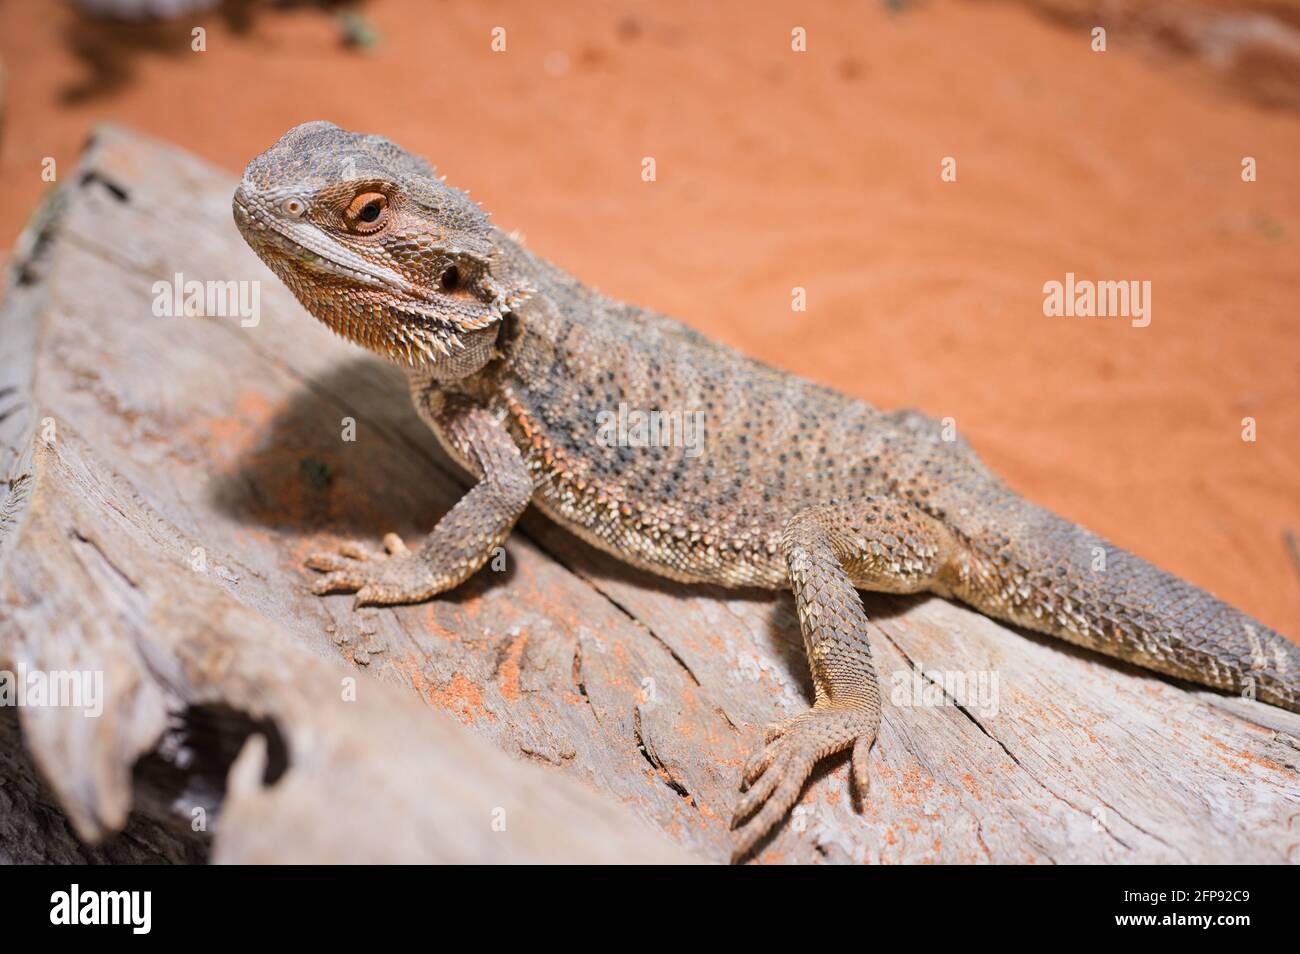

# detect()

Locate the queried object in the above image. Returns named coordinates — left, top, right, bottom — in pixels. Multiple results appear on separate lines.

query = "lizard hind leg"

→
left=730, top=496, right=956, bottom=862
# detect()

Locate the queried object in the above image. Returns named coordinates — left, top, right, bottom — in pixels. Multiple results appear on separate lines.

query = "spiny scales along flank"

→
left=234, top=121, right=1300, bottom=862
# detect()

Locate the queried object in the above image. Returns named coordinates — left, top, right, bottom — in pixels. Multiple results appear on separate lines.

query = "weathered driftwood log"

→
left=0, top=125, right=1296, bottom=864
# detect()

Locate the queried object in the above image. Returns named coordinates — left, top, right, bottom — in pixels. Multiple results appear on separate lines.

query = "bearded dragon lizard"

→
left=233, top=122, right=1300, bottom=861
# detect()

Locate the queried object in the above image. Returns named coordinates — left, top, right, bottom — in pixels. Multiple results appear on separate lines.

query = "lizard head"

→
left=233, top=121, right=530, bottom=374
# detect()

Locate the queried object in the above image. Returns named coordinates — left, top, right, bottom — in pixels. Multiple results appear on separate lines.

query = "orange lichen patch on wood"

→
left=664, top=691, right=713, bottom=744
left=701, top=719, right=742, bottom=755
left=713, top=751, right=747, bottom=770
left=887, top=766, right=936, bottom=809
left=1200, top=733, right=1285, bottom=774
left=642, top=763, right=678, bottom=792
left=498, top=631, right=529, bottom=701
left=187, top=390, right=278, bottom=462
left=423, top=605, right=461, bottom=643
left=388, top=651, right=429, bottom=697
left=1233, top=750, right=1286, bottom=773
left=662, top=814, right=686, bottom=841
left=235, top=390, right=277, bottom=425
left=1200, top=733, right=1240, bottom=766
left=427, top=673, right=493, bottom=724
left=456, top=594, right=488, bottom=624
left=391, top=648, right=466, bottom=721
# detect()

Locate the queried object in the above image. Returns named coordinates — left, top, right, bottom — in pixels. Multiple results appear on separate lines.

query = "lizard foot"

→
left=304, top=533, right=437, bottom=606
left=729, top=704, right=877, bottom=862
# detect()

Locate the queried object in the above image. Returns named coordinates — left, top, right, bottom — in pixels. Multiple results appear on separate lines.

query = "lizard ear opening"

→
left=412, top=261, right=533, bottom=337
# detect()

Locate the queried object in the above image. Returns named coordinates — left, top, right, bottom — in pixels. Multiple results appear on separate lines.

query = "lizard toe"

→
left=304, top=550, right=363, bottom=573
left=738, top=713, right=806, bottom=788
left=852, top=731, right=875, bottom=799
left=731, top=704, right=879, bottom=862
left=310, top=569, right=368, bottom=595
left=730, top=743, right=816, bottom=862
left=305, top=532, right=408, bottom=573
left=731, top=750, right=788, bottom=826
left=337, top=540, right=380, bottom=561
left=763, top=719, right=793, bottom=745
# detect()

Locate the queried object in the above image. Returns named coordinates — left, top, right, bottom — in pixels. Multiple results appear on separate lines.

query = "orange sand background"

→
left=2, top=0, right=1297, bottom=636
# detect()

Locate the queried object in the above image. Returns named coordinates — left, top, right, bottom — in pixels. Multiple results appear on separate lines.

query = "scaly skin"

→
left=234, top=122, right=1300, bottom=862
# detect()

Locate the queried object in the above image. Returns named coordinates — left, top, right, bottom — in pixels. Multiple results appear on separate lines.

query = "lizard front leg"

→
left=305, top=397, right=533, bottom=606
left=731, top=496, right=956, bottom=861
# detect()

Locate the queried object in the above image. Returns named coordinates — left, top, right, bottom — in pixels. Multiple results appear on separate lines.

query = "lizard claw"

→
left=730, top=705, right=878, bottom=863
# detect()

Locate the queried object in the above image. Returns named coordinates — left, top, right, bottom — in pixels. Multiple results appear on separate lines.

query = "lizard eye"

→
left=345, top=192, right=388, bottom=234
left=280, top=196, right=307, bottom=217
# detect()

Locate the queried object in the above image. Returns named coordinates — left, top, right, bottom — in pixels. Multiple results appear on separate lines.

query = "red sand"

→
left=2, top=0, right=1297, bottom=635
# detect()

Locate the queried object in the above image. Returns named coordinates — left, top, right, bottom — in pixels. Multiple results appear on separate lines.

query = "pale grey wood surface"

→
left=0, top=124, right=1296, bottom=864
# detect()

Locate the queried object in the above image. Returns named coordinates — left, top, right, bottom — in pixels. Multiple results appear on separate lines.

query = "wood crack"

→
left=876, top=623, right=1134, bottom=856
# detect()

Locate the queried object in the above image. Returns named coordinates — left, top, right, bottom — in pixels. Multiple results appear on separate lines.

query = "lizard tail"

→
left=952, top=499, right=1300, bottom=713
